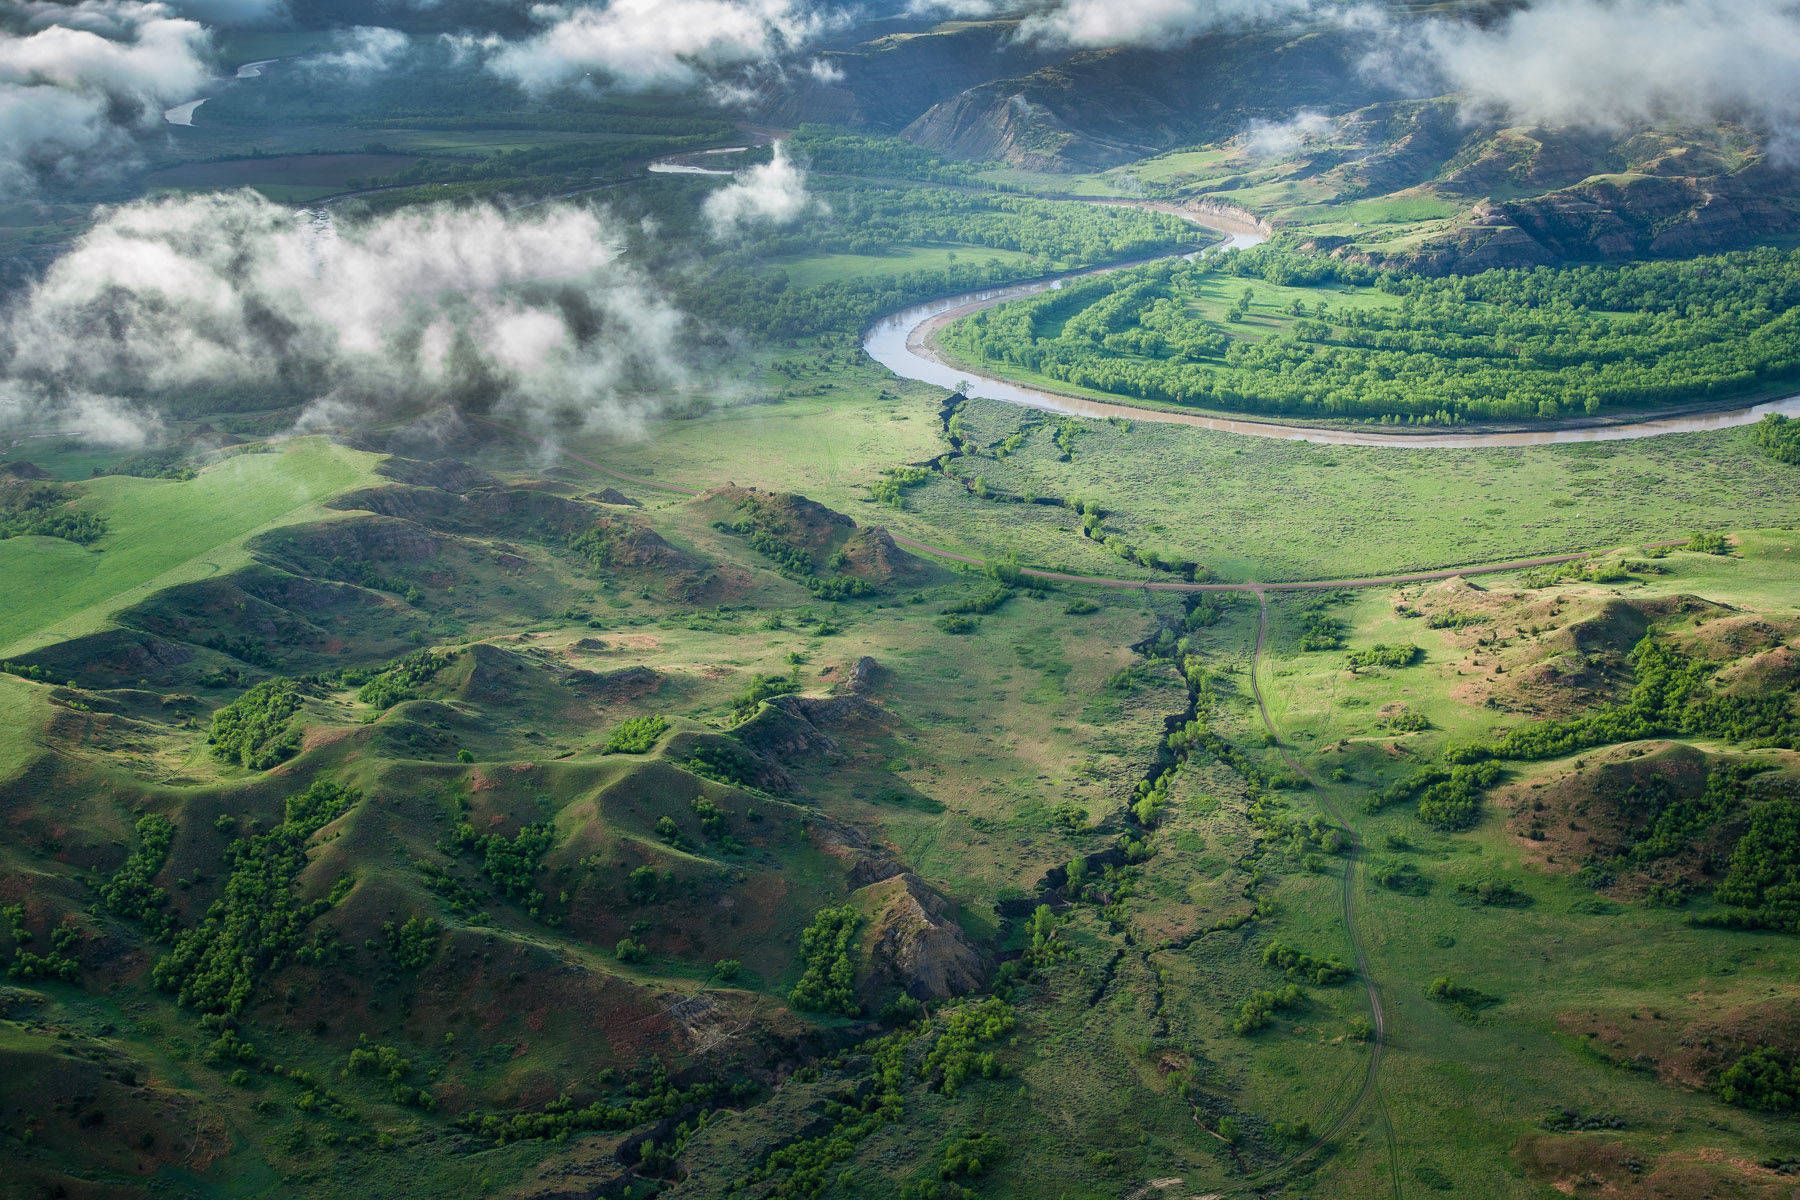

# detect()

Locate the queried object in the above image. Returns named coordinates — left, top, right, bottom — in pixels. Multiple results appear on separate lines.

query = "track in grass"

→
left=1241, top=593, right=1402, bottom=1198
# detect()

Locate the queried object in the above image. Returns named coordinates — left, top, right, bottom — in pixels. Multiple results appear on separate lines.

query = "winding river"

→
left=858, top=203, right=1800, bottom=447
left=163, top=60, right=277, bottom=127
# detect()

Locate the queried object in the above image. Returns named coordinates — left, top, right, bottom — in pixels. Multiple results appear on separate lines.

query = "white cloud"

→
left=0, top=2, right=211, bottom=190
left=1241, top=108, right=1333, bottom=158
left=1373, top=0, right=1800, bottom=153
left=907, top=0, right=1345, bottom=47
left=804, top=55, right=842, bottom=83
left=482, top=0, right=834, bottom=95
left=903, top=0, right=1010, bottom=15
left=301, top=25, right=409, bottom=79
left=0, top=192, right=698, bottom=444
left=701, top=142, right=819, bottom=237
left=0, top=380, right=164, bottom=446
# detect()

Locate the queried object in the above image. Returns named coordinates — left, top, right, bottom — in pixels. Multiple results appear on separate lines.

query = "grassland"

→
left=4, top=376, right=1797, bottom=1200
left=142, top=154, right=425, bottom=203
left=1244, top=532, right=1800, bottom=1197
left=0, top=439, right=380, bottom=656
left=591, top=381, right=1800, bottom=585
left=769, top=243, right=1039, bottom=288
left=6, top=73, right=1800, bottom=1200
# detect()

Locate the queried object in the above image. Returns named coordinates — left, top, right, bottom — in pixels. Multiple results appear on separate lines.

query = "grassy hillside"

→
left=0, top=440, right=381, bottom=657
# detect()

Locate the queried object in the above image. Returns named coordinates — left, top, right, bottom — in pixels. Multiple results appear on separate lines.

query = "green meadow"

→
left=0, top=439, right=379, bottom=656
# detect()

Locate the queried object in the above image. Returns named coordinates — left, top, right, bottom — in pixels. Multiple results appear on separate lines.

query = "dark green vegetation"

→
left=208, top=679, right=305, bottom=770
left=945, top=246, right=1800, bottom=423
left=0, top=476, right=106, bottom=544
left=603, top=715, right=670, bottom=755
left=687, top=181, right=1205, bottom=340
left=153, top=781, right=359, bottom=1017
left=788, top=905, right=863, bottom=1017
left=1453, top=635, right=1798, bottom=763
left=5, top=6, right=1800, bottom=1198
left=1755, top=414, right=1800, bottom=465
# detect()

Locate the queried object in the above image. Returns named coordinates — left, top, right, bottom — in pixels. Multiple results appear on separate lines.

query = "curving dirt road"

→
left=1242, top=594, right=1402, bottom=1198
left=481, top=415, right=1677, bottom=600
left=886, top=529, right=1673, bottom=595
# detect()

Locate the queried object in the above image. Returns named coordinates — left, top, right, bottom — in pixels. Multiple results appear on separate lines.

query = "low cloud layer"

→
left=1016, top=0, right=1333, bottom=48
left=702, top=143, right=819, bottom=237
left=301, top=25, right=409, bottom=80
left=1376, top=0, right=1800, bottom=152
left=906, top=0, right=1337, bottom=48
left=0, top=1, right=211, bottom=190
left=0, top=192, right=697, bottom=446
left=1241, top=108, right=1333, bottom=158
left=479, top=0, right=833, bottom=96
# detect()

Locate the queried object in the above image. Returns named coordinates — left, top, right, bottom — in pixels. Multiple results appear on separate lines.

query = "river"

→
left=859, top=202, right=1800, bottom=447
left=163, top=60, right=277, bottom=127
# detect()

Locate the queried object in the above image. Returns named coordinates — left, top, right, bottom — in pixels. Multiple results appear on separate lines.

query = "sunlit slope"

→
left=0, top=439, right=381, bottom=657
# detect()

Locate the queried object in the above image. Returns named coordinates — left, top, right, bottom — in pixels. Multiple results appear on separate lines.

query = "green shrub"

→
left=789, top=904, right=862, bottom=1016
left=450, top=820, right=554, bottom=917
left=1261, top=939, right=1352, bottom=985
left=1233, top=984, right=1304, bottom=1034
left=153, top=781, right=359, bottom=1016
left=1686, top=531, right=1730, bottom=555
left=1714, top=1046, right=1800, bottom=1112
left=1373, top=860, right=1430, bottom=894
left=603, top=715, right=669, bottom=754
left=98, top=813, right=176, bottom=935
left=731, top=673, right=798, bottom=722
left=1453, top=878, right=1533, bottom=908
left=1753, top=413, right=1800, bottom=465
left=356, top=650, right=446, bottom=710
left=1427, top=976, right=1498, bottom=1017
left=208, top=679, right=303, bottom=770
left=1346, top=644, right=1422, bottom=670
left=381, top=917, right=441, bottom=970
left=1712, top=796, right=1800, bottom=931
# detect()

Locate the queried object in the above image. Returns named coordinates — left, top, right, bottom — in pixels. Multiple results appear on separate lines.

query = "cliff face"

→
left=901, top=30, right=1393, bottom=172
left=1250, top=99, right=1800, bottom=272
left=756, top=20, right=1064, bottom=131
left=770, top=14, right=1800, bottom=269
left=1334, top=128, right=1800, bottom=273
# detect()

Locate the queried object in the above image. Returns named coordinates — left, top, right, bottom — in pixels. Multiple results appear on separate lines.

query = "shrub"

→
left=451, top=820, right=555, bottom=917
left=356, top=649, right=445, bottom=710
left=1752, top=413, right=1800, bottom=465
left=731, top=673, right=798, bottom=722
left=789, top=904, right=862, bottom=1016
left=1346, top=644, right=1422, bottom=671
left=1452, top=878, right=1533, bottom=908
left=1686, top=531, right=1730, bottom=555
left=98, top=813, right=177, bottom=935
left=153, top=781, right=360, bottom=1016
left=381, top=917, right=441, bottom=970
left=1233, top=984, right=1304, bottom=1035
left=208, top=679, right=303, bottom=770
left=1427, top=976, right=1497, bottom=1017
left=1261, top=939, right=1352, bottom=985
left=603, top=715, right=669, bottom=754
left=1714, top=1046, right=1800, bottom=1112
left=1712, top=796, right=1800, bottom=932
left=1373, top=860, right=1429, bottom=894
